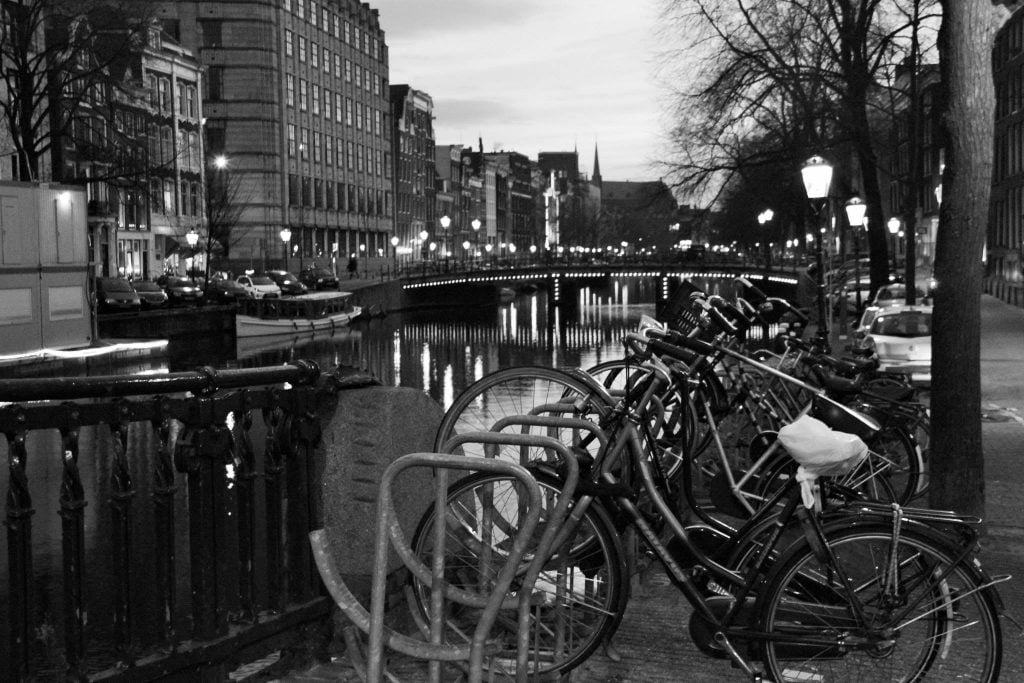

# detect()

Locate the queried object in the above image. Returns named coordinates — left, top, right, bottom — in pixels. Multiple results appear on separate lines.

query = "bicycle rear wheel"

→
left=408, top=469, right=629, bottom=678
left=758, top=524, right=1002, bottom=682
left=434, top=366, right=613, bottom=465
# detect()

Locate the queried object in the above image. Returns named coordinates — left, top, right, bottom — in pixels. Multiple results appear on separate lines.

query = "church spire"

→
left=592, top=143, right=602, bottom=187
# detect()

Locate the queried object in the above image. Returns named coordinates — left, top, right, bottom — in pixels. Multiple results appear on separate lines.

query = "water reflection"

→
left=212, top=279, right=664, bottom=410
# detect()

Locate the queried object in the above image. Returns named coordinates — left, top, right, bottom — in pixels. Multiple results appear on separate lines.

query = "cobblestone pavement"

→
left=249, top=295, right=1024, bottom=683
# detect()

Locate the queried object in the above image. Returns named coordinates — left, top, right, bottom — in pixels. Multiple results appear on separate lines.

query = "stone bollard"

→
left=319, top=384, right=443, bottom=603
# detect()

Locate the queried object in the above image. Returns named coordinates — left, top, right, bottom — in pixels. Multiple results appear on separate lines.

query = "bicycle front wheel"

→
left=434, top=366, right=613, bottom=464
left=758, top=524, right=1002, bottom=682
left=408, top=469, right=629, bottom=678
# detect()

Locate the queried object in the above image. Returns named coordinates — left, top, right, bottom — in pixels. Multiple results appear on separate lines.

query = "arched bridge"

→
left=401, top=261, right=801, bottom=309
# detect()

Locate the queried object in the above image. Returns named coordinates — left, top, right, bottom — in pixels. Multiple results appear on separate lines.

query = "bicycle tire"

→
left=434, top=366, right=613, bottom=463
left=757, top=523, right=1002, bottom=682
left=407, top=469, right=629, bottom=678
left=586, top=358, right=699, bottom=480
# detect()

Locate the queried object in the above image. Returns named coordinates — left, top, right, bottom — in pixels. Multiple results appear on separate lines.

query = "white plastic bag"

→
left=778, top=414, right=868, bottom=509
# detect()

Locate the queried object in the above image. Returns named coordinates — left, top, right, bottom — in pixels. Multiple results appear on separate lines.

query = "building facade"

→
left=991, top=12, right=1024, bottom=301
left=390, top=85, right=434, bottom=261
left=160, top=0, right=393, bottom=275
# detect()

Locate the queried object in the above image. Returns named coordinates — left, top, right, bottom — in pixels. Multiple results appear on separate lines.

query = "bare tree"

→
left=660, top=0, right=940, bottom=292
left=929, top=0, right=1018, bottom=517
left=0, top=0, right=153, bottom=181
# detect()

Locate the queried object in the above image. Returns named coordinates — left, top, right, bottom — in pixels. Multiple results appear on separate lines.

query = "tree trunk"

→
left=929, top=2, right=1004, bottom=516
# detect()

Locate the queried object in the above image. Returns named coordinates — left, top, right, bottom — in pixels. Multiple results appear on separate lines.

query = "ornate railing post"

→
left=262, top=400, right=288, bottom=612
left=232, top=401, right=259, bottom=624
left=5, top=424, right=34, bottom=681
left=58, top=408, right=87, bottom=679
left=285, top=397, right=322, bottom=604
left=108, top=409, right=136, bottom=665
left=151, top=407, right=178, bottom=648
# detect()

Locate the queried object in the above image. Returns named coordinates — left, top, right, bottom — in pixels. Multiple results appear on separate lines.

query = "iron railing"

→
left=1, top=361, right=369, bottom=681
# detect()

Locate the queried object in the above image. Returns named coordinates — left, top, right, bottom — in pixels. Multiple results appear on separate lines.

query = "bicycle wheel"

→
left=586, top=358, right=698, bottom=479
left=758, top=524, right=1002, bottom=682
left=864, top=424, right=925, bottom=504
left=408, top=469, right=629, bottom=678
left=434, top=366, right=614, bottom=470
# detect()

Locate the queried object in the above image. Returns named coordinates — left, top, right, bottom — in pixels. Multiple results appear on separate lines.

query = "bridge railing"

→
left=0, top=361, right=362, bottom=681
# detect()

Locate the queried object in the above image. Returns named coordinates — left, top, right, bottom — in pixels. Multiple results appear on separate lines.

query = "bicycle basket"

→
left=657, top=279, right=703, bottom=333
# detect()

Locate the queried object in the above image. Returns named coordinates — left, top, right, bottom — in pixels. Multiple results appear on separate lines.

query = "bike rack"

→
left=311, top=430, right=582, bottom=683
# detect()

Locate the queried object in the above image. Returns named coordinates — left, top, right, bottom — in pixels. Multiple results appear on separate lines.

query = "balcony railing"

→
left=1, top=361, right=363, bottom=681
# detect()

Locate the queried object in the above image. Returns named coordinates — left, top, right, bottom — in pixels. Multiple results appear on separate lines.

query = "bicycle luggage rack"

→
left=311, top=429, right=582, bottom=683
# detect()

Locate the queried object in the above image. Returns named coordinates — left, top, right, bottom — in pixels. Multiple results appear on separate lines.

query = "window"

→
left=186, top=85, right=197, bottom=118
left=312, top=84, right=320, bottom=114
left=311, top=42, right=318, bottom=68
left=335, top=92, right=343, bottom=122
left=356, top=104, right=362, bottom=130
left=356, top=144, right=364, bottom=172
left=297, top=0, right=305, bottom=19
left=207, top=67, right=224, bottom=100
left=373, top=109, right=381, bottom=135
left=300, top=128, right=309, bottom=158
left=333, top=13, right=340, bottom=38
left=336, top=137, right=344, bottom=166
left=163, top=179, right=175, bottom=216
left=354, top=65, right=361, bottom=89
left=177, top=82, right=186, bottom=115
left=310, top=1, right=317, bottom=27
left=313, top=131, right=322, bottom=162
left=372, top=38, right=378, bottom=60
left=365, top=67, right=372, bottom=91
left=159, top=78, right=170, bottom=112
left=353, top=26, right=360, bottom=50
left=322, top=8, right=329, bottom=30
left=345, top=98, right=353, bottom=125
left=373, top=75, right=379, bottom=96
left=285, top=29, right=293, bottom=57
left=334, top=53, right=341, bottom=78
left=326, top=180, right=335, bottom=209
left=325, top=135, right=333, bottom=165
left=288, top=124, right=296, bottom=156
left=323, top=47, right=330, bottom=73
left=180, top=181, right=191, bottom=216
left=286, top=74, right=295, bottom=106
left=199, top=19, right=222, bottom=48
left=299, top=78, right=307, bottom=111
left=345, top=21, right=351, bottom=44
left=298, top=36, right=306, bottom=62
left=346, top=141, right=354, bottom=170
left=324, top=88, right=331, bottom=118
left=344, top=59, right=352, bottom=82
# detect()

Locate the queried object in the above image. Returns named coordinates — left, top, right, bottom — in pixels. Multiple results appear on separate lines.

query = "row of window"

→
left=147, top=75, right=199, bottom=120
left=148, top=178, right=203, bottom=218
left=284, top=0, right=383, bottom=62
left=286, top=77, right=384, bottom=132
left=285, top=31, right=385, bottom=95
left=287, top=173, right=390, bottom=216
left=287, top=124, right=390, bottom=177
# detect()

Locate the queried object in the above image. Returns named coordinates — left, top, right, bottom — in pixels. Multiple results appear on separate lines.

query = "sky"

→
left=370, top=0, right=672, bottom=183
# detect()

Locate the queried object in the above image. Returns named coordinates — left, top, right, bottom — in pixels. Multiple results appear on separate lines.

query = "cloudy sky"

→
left=371, top=0, right=673, bottom=182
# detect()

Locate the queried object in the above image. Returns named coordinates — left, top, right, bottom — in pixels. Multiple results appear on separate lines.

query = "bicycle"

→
left=412, top=351, right=1005, bottom=681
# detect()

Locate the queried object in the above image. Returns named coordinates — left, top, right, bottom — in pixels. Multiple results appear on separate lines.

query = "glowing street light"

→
left=280, top=227, right=292, bottom=272
left=801, top=155, right=834, bottom=345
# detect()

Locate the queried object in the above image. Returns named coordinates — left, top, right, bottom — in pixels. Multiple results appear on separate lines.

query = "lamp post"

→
left=462, top=240, right=471, bottom=266
left=439, top=215, right=451, bottom=270
left=471, top=218, right=481, bottom=267
left=801, top=155, right=834, bottom=346
left=390, top=235, right=399, bottom=275
left=185, top=228, right=199, bottom=281
left=757, top=208, right=774, bottom=268
left=844, top=195, right=867, bottom=312
left=280, top=227, right=292, bottom=272
left=887, top=217, right=901, bottom=275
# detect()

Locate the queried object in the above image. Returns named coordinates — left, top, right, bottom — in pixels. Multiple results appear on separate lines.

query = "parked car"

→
left=298, top=265, right=339, bottom=290
left=157, top=275, right=205, bottom=307
left=131, top=279, right=169, bottom=309
left=235, top=274, right=281, bottom=299
left=205, top=277, right=250, bottom=304
left=95, top=277, right=141, bottom=314
left=869, top=282, right=929, bottom=308
left=859, top=304, right=932, bottom=384
left=261, top=270, right=308, bottom=296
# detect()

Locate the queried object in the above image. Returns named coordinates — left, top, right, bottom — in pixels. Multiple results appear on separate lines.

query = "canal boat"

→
left=235, top=290, right=361, bottom=337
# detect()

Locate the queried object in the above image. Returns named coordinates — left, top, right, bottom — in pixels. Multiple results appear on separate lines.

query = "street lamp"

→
left=390, top=235, right=399, bottom=273
left=844, top=195, right=867, bottom=311
left=439, top=215, right=451, bottom=269
left=471, top=218, right=481, bottom=266
left=757, top=208, right=774, bottom=268
left=185, top=228, right=199, bottom=281
left=280, top=227, right=292, bottom=272
left=887, top=217, right=901, bottom=274
left=418, top=229, right=429, bottom=261
left=801, top=155, right=834, bottom=346
left=461, top=240, right=471, bottom=265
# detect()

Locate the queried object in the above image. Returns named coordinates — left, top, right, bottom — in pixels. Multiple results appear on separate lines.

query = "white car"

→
left=235, top=274, right=281, bottom=299
left=860, top=304, right=932, bottom=384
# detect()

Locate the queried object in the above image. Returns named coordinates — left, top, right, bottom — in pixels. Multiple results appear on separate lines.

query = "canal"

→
left=171, top=277, right=676, bottom=410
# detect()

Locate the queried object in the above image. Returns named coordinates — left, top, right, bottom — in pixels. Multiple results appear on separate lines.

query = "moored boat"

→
left=235, top=291, right=361, bottom=337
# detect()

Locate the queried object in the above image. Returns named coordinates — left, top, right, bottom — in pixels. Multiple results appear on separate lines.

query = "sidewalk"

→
left=264, top=296, right=1024, bottom=682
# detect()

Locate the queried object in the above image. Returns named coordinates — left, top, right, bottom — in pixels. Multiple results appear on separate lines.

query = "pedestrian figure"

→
left=347, top=256, right=357, bottom=279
